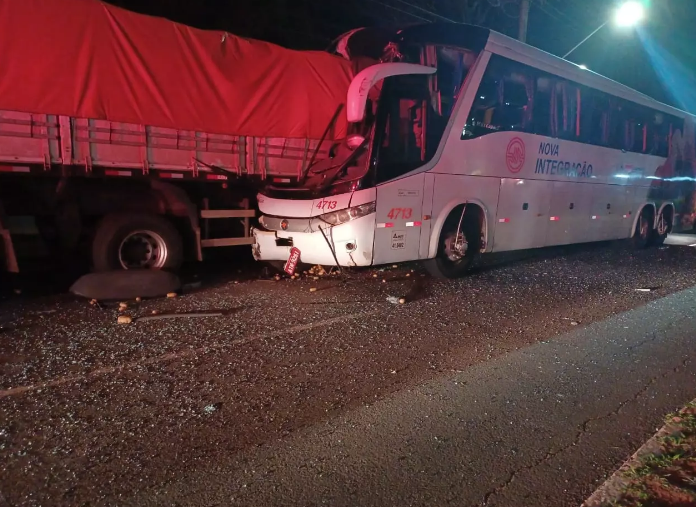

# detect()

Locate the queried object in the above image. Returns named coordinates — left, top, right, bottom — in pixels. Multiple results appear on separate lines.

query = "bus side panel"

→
left=493, top=178, right=551, bottom=252
left=603, top=185, right=633, bottom=240
left=373, top=174, right=425, bottom=265
left=546, top=181, right=586, bottom=246
left=427, top=174, right=500, bottom=258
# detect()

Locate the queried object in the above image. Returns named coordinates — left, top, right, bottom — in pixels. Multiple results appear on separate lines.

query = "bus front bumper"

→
left=251, top=215, right=375, bottom=267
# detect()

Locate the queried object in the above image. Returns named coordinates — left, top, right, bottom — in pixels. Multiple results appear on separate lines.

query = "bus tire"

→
left=425, top=207, right=480, bottom=278
left=92, top=213, right=184, bottom=272
left=649, top=207, right=672, bottom=247
left=632, top=207, right=653, bottom=249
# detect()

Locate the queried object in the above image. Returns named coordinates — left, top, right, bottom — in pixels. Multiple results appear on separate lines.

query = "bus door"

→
left=370, top=74, right=435, bottom=265
left=373, top=173, right=426, bottom=264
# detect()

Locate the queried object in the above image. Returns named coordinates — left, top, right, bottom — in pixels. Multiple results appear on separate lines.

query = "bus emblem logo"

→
left=506, top=137, right=525, bottom=173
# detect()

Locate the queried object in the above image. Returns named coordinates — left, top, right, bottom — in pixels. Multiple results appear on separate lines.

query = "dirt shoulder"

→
left=584, top=400, right=696, bottom=507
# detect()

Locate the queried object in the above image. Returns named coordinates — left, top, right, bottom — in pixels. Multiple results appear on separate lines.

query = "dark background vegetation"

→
left=106, top=0, right=696, bottom=110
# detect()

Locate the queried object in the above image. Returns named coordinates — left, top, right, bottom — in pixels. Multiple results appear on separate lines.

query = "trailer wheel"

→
left=92, top=213, right=184, bottom=272
left=425, top=207, right=481, bottom=278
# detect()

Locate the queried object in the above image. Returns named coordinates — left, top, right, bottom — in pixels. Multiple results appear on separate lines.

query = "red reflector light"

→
left=105, top=170, right=131, bottom=177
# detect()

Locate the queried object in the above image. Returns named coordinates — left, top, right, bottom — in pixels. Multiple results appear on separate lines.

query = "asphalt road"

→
left=1, top=239, right=696, bottom=506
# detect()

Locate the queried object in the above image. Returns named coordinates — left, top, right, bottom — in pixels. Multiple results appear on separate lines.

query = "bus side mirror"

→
left=346, top=62, right=437, bottom=123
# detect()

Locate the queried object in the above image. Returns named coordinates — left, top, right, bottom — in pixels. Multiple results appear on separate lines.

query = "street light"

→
left=614, top=1, right=645, bottom=27
left=563, top=1, right=645, bottom=59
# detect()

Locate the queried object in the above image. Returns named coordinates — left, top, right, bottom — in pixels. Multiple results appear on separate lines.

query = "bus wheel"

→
left=649, top=208, right=672, bottom=246
left=632, top=208, right=653, bottom=249
left=425, top=208, right=480, bottom=278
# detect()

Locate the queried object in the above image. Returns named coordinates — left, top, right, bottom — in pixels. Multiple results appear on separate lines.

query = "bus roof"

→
left=396, top=22, right=692, bottom=121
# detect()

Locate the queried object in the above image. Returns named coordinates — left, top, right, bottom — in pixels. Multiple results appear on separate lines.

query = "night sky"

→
left=107, top=0, right=696, bottom=111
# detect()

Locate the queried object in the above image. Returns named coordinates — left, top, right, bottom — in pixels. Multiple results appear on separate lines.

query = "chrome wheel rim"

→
left=444, top=231, right=468, bottom=262
left=639, top=216, right=649, bottom=239
left=118, top=230, right=168, bottom=269
left=656, top=213, right=668, bottom=236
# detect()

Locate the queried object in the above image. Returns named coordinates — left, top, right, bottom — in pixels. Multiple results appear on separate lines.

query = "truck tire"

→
left=92, top=213, right=184, bottom=272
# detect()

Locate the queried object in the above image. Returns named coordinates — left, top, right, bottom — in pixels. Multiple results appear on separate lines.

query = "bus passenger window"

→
left=463, top=55, right=534, bottom=139
left=580, top=91, right=610, bottom=146
left=501, top=78, right=531, bottom=131
left=552, top=82, right=581, bottom=140
left=466, top=77, right=529, bottom=135
left=465, top=77, right=502, bottom=136
left=533, top=77, right=552, bottom=137
left=646, top=112, right=671, bottom=157
left=621, top=106, right=645, bottom=152
left=608, top=101, right=626, bottom=150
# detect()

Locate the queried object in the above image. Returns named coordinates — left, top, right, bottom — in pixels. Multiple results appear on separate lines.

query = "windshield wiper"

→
left=300, top=105, right=343, bottom=184
left=316, top=138, right=368, bottom=192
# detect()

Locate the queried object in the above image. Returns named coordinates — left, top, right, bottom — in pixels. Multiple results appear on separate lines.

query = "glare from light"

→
left=615, top=1, right=645, bottom=28
left=346, top=134, right=365, bottom=149
left=578, top=64, right=588, bottom=70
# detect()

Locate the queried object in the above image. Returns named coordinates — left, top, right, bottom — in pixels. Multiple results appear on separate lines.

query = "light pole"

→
left=563, top=1, right=645, bottom=59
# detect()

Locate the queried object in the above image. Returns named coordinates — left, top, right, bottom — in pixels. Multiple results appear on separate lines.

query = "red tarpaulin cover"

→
left=0, top=0, right=354, bottom=139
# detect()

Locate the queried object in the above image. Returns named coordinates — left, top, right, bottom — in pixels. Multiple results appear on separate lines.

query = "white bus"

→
left=251, top=23, right=696, bottom=277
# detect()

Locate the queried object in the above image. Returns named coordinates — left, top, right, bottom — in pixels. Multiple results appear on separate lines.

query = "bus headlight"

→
left=316, top=201, right=376, bottom=226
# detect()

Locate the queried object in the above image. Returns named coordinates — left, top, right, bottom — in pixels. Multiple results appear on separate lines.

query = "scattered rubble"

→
left=117, top=315, right=133, bottom=325
left=203, top=402, right=223, bottom=414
